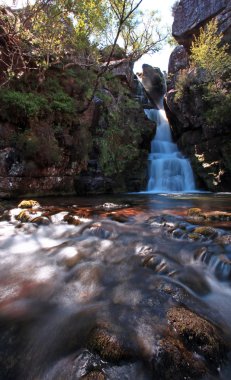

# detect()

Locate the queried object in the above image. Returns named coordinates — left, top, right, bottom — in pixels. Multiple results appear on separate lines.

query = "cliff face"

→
left=0, top=64, right=154, bottom=198
left=166, top=1, right=231, bottom=191
left=172, top=0, right=231, bottom=48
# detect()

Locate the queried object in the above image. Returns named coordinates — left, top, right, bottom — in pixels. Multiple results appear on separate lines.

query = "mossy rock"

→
left=63, top=214, right=82, bottom=225
left=188, top=232, right=201, bottom=240
left=81, top=371, right=106, bottom=380
left=87, top=325, right=134, bottom=362
left=194, top=226, right=217, bottom=238
left=18, top=200, right=41, bottom=209
left=30, top=216, right=50, bottom=225
left=187, top=208, right=202, bottom=216
left=167, top=307, right=226, bottom=364
left=15, top=210, right=31, bottom=222
left=153, top=335, right=207, bottom=380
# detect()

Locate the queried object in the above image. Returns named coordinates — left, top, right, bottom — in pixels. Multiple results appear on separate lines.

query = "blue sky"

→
left=1, top=0, right=176, bottom=71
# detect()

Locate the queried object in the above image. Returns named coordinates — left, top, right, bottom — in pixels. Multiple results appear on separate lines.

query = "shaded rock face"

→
left=166, top=46, right=231, bottom=191
left=74, top=105, right=154, bottom=195
left=0, top=63, right=154, bottom=198
left=166, top=4, right=231, bottom=191
left=141, top=64, right=166, bottom=108
left=167, top=45, right=189, bottom=91
left=172, top=0, right=231, bottom=49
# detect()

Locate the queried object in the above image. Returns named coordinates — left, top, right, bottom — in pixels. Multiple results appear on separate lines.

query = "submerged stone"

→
left=167, top=306, right=226, bottom=365
left=87, top=325, right=135, bottom=362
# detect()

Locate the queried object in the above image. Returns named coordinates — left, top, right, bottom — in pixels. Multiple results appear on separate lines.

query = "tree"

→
left=190, top=18, right=231, bottom=86
left=175, top=18, right=231, bottom=126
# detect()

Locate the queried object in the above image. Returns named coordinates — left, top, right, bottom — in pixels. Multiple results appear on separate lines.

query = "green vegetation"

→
left=0, top=0, right=162, bottom=178
left=175, top=19, right=231, bottom=126
left=0, top=90, right=48, bottom=118
left=0, top=0, right=166, bottom=89
left=190, top=19, right=231, bottom=84
left=96, top=79, right=143, bottom=176
left=16, top=129, right=62, bottom=166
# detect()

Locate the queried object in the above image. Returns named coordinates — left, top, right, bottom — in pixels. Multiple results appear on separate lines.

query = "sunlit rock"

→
left=18, top=200, right=41, bottom=209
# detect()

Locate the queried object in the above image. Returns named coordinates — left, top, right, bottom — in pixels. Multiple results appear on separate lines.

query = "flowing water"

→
left=144, top=106, right=195, bottom=193
left=0, top=193, right=231, bottom=379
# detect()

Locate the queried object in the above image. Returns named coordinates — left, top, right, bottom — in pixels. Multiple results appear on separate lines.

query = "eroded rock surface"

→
left=172, top=0, right=231, bottom=48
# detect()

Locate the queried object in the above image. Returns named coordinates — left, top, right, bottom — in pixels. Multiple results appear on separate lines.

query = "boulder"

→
left=141, top=64, right=166, bottom=108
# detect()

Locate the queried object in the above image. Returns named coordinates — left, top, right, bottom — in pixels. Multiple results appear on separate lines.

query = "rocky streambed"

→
left=0, top=193, right=231, bottom=380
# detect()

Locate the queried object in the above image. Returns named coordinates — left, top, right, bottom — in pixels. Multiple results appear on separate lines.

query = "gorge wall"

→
left=0, top=55, right=154, bottom=198
left=166, top=0, right=231, bottom=191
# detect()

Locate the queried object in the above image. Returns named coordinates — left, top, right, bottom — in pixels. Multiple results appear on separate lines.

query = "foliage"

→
left=0, top=90, right=48, bottom=117
left=50, top=91, right=75, bottom=114
left=174, top=18, right=231, bottom=126
left=0, top=0, right=167, bottom=92
left=96, top=91, right=142, bottom=176
left=16, top=129, right=62, bottom=166
left=203, top=90, right=231, bottom=126
left=190, top=19, right=231, bottom=85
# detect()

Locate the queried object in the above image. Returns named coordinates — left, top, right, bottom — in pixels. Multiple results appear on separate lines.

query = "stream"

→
left=0, top=193, right=231, bottom=380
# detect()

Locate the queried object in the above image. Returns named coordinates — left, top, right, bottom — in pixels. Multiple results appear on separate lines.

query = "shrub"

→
left=16, top=129, right=62, bottom=166
left=51, top=91, right=75, bottom=114
left=0, top=90, right=48, bottom=118
left=174, top=18, right=231, bottom=126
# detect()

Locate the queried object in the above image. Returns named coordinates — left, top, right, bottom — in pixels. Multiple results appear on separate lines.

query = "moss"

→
left=87, top=325, right=134, bottom=362
left=81, top=371, right=106, bottom=380
left=18, top=200, right=40, bottom=209
left=187, top=208, right=202, bottom=216
left=194, top=226, right=217, bottom=237
left=167, top=307, right=226, bottom=364
left=15, top=210, right=31, bottom=222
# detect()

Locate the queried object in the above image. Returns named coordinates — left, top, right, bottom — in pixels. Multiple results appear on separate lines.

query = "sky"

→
left=134, top=0, right=176, bottom=73
left=1, top=0, right=176, bottom=72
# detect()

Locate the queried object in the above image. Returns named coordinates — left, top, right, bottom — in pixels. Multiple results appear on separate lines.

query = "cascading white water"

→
left=144, top=104, right=195, bottom=193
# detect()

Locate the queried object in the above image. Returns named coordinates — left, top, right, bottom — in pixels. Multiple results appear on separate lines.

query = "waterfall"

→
left=144, top=103, right=195, bottom=193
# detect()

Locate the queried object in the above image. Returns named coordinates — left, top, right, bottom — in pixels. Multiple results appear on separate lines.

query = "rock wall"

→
left=172, top=0, right=231, bottom=48
left=166, top=1, right=231, bottom=191
left=0, top=65, right=154, bottom=198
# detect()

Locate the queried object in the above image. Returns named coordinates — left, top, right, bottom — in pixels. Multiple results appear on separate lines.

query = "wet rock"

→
left=153, top=335, right=207, bottom=380
left=172, top=266, right=211, bottom=295
left=41, top=349, right=104, bottom=380
left=167, top=306, right=226, bottom=365
left=81, top=370, right=106, bottom=380
left=16, top=210, right=33, bottom=223
left=187, top=232, right=201, bottom=241
left=15, top=209, right=50, bottom=225
left=142, top=254, right=169, bottom=275
left=0, top=209, right=11, bottom=221
left=57, top=246, right=81, bottom=268
left=49, top=211, right=69, bottom=224
left=151, top=304, right=227, bottom=379
left=18, top=200, right=41, bottom=209
left=88, top=325, right=135, bottom=362
left=96, top=202, right=129, bottom=211
left=194, top=226, right=218, bottom=238
left=30, top=216, right=51, bottom=225
left=187, top=208, right=231, bottom=222
left=64, top=214, right=83, bottom=226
